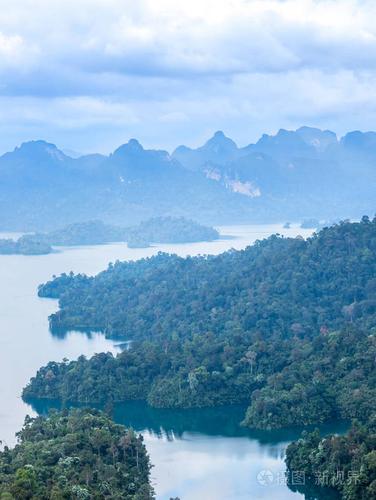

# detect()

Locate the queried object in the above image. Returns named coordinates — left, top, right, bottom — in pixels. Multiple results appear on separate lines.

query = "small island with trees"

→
left=0, top=235, right=52, bottom=255
left=0, top=216, right=220, bottom=254
left=125, top=216, right=220, bottom=247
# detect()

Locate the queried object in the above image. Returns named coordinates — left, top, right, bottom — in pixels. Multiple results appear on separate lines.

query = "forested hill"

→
left=285, top=419, right=376, bottom=500
left=39, top=216, right=376, bottom=339
left=26, top=217, right=376, bottom=432
left=21, top=216, right=220, bottom=248
left=0, top=235, right=52, bottom=255
left=0, top=409, right=153, bottom=499
left=125, top=216, right=219, bottom=247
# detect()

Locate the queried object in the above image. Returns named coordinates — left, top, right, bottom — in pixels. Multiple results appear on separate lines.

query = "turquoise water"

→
left=28, top=399, right=344, bottom=500
left=0, top=223, right=336, bottom=500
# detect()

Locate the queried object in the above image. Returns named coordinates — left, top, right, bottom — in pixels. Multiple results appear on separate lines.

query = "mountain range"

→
left=0, top=127, right=374, bottom=230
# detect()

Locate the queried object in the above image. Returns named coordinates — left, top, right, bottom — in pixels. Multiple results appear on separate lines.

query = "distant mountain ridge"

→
left=173, top=126, right=339, bottom=169
left=0, top=138, right=248, bottom=230
left=173, top=126, right=375, bottom=216
left=0, top=127, right=374, bottom=230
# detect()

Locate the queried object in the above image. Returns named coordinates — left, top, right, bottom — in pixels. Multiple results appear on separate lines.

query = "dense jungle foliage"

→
left=26, top=217, right=376, bottom=432
left=39, top=216, right=376, bottom=338
left=0, top=409, right=153, bottom=499
left=286, top=418, right=376, bottom=499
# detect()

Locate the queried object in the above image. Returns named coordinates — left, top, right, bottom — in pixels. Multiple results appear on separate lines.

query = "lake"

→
left=1, top=223, right=338, bottom=500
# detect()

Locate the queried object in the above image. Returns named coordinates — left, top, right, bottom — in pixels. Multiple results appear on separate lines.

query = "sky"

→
left=0, top=0, right=376, bottom=154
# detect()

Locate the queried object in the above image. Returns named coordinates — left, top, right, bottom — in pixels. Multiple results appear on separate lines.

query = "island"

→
left=125, top=216, right=220, bottom=247
left=300, top=218, right=321, bottom=229
left=0, top=235, right=52, bottom=255
left=34, top=220, right=127, bottom=246
left=127, top=235, right=151, bottom=248
left=1, top=217, right=220, bottom=253
left=0, top=408, right=153, bottom=499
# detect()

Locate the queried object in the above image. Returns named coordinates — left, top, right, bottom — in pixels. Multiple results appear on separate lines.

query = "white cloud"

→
left=0, top=32, right=38, bottom=71
left=0, top=0, right=376, bottom=151
left=3, top=0, right=376, bottom=80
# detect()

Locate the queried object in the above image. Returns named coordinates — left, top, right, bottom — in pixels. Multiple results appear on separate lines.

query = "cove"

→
left=0, top=223, right=336, bottom=500
left=27, top=399, right=346, bottom=500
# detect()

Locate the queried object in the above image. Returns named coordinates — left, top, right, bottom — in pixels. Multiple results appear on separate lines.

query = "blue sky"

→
left=0, top=0, right=376, bottom=154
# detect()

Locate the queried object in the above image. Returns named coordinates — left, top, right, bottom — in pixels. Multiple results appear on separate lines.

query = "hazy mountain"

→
left=0, top=127, right=374, bottom=231
left=295, top=126, right=338, bottom=152
left=0, top=138, right=255, bottom=230
left=62, top=148, right=84, bottom=158
left=173, top=131, right=241, bottom=170
left=341, top=130, right=376, bottom=155
left=0, top=140, right=73, bottom=184
left=173, top=127, right=337, bottom=170
left=172, top=126, right=375, bottom=220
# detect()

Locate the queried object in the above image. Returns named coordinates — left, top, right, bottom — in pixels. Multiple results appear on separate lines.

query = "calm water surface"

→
left=1, top=224, right=334, bottom=500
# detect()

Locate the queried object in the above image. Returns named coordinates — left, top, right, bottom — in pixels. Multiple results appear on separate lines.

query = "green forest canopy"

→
left=25, top=216, right=376, bottom=431
left=0, top=408, right=153, bottom=499
left=285, top=417, right=376, bottom=500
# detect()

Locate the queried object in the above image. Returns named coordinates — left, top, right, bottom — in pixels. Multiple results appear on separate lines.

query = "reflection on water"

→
left=28, top=399, right=346, bottom=500
left=0, top=224, right=321, bottom=500
left=289, top=481, right=340, bottom=500
left=28, top=398, right=349, bottom=444
left=49, top=328, right=133, bottom=351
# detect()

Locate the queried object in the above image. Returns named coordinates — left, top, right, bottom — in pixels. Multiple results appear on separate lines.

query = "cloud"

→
left=0, top=32, right=38, bottom=72
left=3, top=0, right=376, bottom=87
left=0, top=0, right=376, bottom=151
